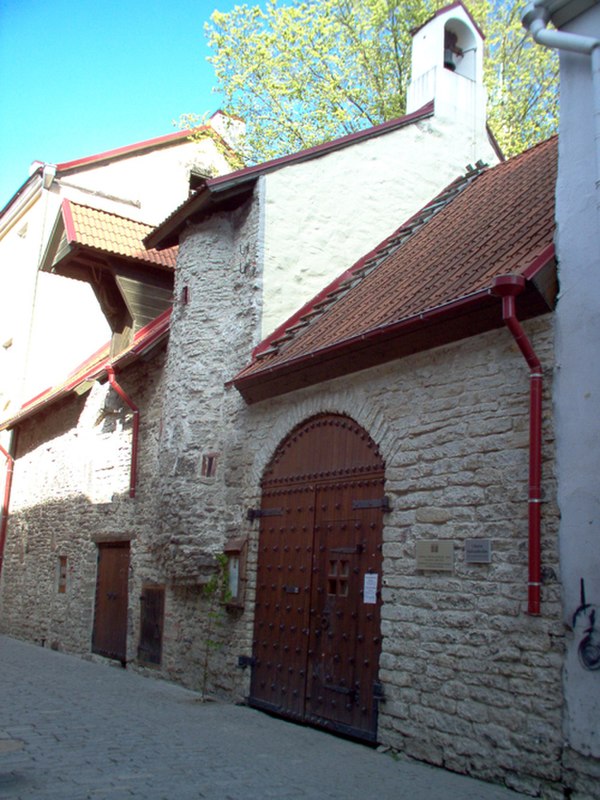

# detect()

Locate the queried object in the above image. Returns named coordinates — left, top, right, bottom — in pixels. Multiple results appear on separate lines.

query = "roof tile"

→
left=236, top=136, right=557, bottom=385
left=65, top=201, right=177, bottom=269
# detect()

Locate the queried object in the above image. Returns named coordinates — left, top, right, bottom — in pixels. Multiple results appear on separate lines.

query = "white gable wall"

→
left=260, top=115, right=497, bottom=339
left=56, top=136, right=234, bottom=226
left=259, top=3, right=495, bottom=339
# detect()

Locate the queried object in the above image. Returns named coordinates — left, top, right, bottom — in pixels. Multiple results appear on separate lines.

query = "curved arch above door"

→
left=263, top=413, right=385, bottom=487
left=251, top=413, right=386, bottom=742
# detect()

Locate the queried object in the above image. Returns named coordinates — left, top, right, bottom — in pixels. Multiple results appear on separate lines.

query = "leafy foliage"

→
left=204, top=0, right=558, bottom=162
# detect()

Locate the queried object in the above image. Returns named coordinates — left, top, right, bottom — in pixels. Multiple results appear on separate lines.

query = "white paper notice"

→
left=363, top=572, right=378, bottom=604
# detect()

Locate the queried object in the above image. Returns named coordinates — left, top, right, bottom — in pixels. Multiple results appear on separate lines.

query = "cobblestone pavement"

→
left=0, top=635, right=526, bottom=800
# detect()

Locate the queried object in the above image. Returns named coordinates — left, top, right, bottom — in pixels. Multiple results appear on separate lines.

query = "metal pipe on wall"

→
left=522, top=2, right=600, bottom=213
left=492, top=275, right=543, bottom=615
left=0, top=439, right=15, bottom=579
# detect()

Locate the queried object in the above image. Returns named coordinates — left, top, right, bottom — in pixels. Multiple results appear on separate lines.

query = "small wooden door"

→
left=138, top=585, right=165, bottom=665
left=250, top=414, right=385, bottom=742
left=92, top=542, right=130, bottom=663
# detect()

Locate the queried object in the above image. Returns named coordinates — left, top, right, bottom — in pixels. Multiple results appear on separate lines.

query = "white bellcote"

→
left=407, top=1, right=487, bottom=130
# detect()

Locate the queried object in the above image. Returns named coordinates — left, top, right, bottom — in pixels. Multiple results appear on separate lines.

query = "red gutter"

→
left=2, top=308, right=171, bottom=432
left=105, top=366, right=139, bottom=499
left=236, top=286, right=495, bottom=385
left=492, top=275, right=543, bottom=616
left=0, top=441, right=15, bottom=579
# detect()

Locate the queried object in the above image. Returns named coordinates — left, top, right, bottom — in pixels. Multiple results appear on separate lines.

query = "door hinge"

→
left=247, top=507, right=284, bottom=521
left=352, top=496, right=391, bottom=512
left=238, top=655, right=256, bottom=668
left=373, top=682, right=385, bottom=701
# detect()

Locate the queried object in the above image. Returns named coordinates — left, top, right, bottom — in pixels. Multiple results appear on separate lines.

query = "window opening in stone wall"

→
left=57, top=556, right=68, bottom=593
left=201, top=452, right=218, bottom=479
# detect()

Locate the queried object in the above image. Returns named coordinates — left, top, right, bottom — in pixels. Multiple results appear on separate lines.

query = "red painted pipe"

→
left=105, top=365, right=139, bottom=499
left=0, top=441, right=15, bottom=579
left=492, top=275, right=542, bottom=615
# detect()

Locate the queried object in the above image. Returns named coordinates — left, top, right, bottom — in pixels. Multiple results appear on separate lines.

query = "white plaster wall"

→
left=0, top=133, right=236, bottom=418
left=260, top=115, right=498, bottom=338
left=0, top=189, right=111, bottom=413
left=57, top=136, right=233, bottom=225
left=553, top=3, right=600, bottom=760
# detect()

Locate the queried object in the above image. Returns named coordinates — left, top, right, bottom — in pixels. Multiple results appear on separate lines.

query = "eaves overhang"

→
left=41, top=199, right=177, bottom=279
left=145, top=102, right=436, bottom=251
left=0, top=169, right=42, bottom=233
left=232, top=247, right=556, bottom=405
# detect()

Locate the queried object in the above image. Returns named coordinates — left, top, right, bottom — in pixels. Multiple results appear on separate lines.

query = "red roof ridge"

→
left=145, top=101, right=436, bottom=251
left=410, top=1, right=486, bottom=40
left=55, top=123, right=228, bottom=173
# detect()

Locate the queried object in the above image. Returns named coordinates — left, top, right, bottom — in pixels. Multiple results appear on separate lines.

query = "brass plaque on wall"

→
left=416, top=540, right=454, bottom=572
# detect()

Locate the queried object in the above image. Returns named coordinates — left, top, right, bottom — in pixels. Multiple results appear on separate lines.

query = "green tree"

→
left=204, top=0, right=557, bottom=162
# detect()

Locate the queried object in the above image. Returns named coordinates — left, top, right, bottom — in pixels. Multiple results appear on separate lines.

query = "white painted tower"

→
left=407, top=2, right=489, bottom=161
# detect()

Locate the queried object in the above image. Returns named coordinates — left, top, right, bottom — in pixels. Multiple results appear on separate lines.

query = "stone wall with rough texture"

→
left=220, top=313, right=590, bottom=798
left=0, top=350, right=166, bottom=655
left=0, top=340, right=252, bottom=700
left=3, top=202, right=598, bottom=795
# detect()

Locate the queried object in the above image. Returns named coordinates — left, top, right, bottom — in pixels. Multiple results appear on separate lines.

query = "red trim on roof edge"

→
left=61, top=198, right=77, bottom=243
left=233, top=245, right=555, bottom=402
left=522, top=242, right=555, bottom=280
left=205, top=101, right=435, bottom=192
left=56, top=125, right=218, bottom=172
left=146, top=102, right=435, bottom=251
left=410, top=1, right=486, bottom=40
left=2, top=309, right=172, bottom=431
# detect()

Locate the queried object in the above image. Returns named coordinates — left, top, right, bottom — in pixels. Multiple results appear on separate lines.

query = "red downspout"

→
left=492, top=275, right=542, bottom=616
left=0, top=440, right=15, bottom=579
left=105, top=365, right=139, bottom=499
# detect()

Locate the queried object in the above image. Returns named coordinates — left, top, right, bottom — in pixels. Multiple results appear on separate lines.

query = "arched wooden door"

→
left=250, top=414, right=386, bottom=742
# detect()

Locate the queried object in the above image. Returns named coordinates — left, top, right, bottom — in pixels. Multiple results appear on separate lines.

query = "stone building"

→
left=2, top=2, right=598, bottom=797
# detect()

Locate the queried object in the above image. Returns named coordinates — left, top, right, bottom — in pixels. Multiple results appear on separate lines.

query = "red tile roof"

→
left=0, top=309, right=172, bottom=431
left=61, top=199, right=177, bottom=269
left=233, top=137, right=558, bottom=403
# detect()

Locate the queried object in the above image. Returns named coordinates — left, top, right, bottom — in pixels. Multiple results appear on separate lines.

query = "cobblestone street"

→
left=0, top=635, right=526, bottom=800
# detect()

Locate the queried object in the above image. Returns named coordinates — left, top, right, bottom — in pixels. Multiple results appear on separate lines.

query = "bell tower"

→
left=407, top=1, right=488, bottom=148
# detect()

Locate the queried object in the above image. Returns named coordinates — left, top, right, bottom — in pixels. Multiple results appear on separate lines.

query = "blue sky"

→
left=0, top=0, right=242, bottom=209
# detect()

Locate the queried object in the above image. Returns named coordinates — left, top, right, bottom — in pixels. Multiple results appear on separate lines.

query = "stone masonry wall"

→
left=0, top=350, right=166, bottom=659
left=218, top=313, right=587, bottom=798
left=151, top=194, right=263, bottom=698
